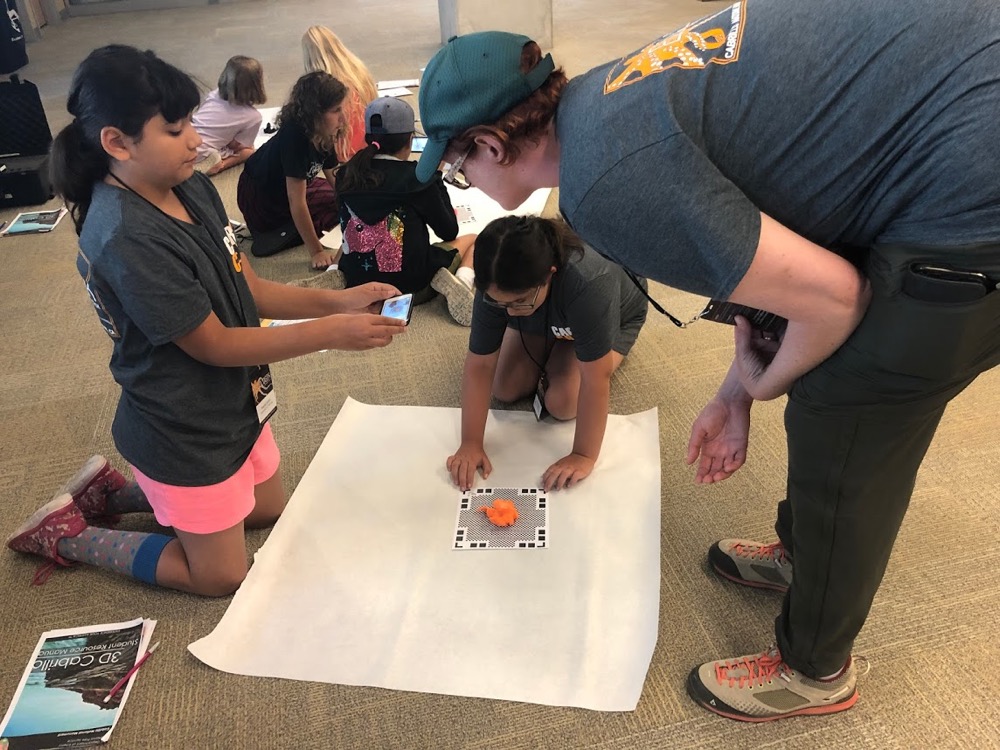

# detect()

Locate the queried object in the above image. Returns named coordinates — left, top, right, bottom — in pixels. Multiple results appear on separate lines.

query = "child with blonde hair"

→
left=192, top=55, right=266, bottom=175
left=301, top=25, right=378, bottom=161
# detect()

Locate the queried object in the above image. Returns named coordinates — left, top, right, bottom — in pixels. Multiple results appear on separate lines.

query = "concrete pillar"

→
left=438, top=0, right=552, bottom=48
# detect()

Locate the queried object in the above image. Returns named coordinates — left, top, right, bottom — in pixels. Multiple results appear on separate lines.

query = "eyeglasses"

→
left=442, top=144, right=473, bottom=190
left=483, top=284, right=543, bottom=311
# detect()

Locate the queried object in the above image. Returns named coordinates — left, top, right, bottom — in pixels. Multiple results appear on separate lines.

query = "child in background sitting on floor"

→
left=237, top=71, right=347, bottom=270
left=192, top=55, right=266, bottom=176
left=447, top=216, right=648, bottom=492
left=336, top=97, right=477, bottom=326
left=6, top=45, right=406, bottom=595
left=301, top=25, right=378, bottom=162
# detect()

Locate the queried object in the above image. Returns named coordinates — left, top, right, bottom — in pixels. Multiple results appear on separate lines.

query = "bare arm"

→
left=686, top=359, right=754, bottom=483
left=286, top=176, right=329, bottom=265
left=447, top=352, right=500, bottom=490
left=572, top=354, right=613, bottom=461
left=207, top=143, right=254, bottom=175
left=726, top=212, right=871, bottom=400
left=543, top=352, right=614, bottom=491
left=460, top=352, right=498, bottom=447
left=241, top=257, right=397, bottom=319
left=174, top=310, right=405, bottom=368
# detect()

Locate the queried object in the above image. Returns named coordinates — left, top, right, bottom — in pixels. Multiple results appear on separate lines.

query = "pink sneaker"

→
left=60, top=455, right=126, bottom=523
left=6, top=494, right=87, bottom=569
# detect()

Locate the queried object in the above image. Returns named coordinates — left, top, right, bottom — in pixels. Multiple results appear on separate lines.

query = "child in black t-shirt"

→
left=336, top=97, right=477, bottom=325
left=237, top=71, right=347, bottom=270
left=447, top=216, right=648, bottom=492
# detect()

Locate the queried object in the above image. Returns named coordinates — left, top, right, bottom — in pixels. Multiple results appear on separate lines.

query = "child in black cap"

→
left=336, top=96, right=477, bottom=326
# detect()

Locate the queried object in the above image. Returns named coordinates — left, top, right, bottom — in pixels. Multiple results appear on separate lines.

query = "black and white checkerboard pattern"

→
left=453, top=488, right=548, bottom=550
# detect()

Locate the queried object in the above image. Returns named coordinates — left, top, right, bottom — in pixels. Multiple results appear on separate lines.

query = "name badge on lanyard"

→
left=251, top=364, right=277, bottom=424
left=533, top=373, right=549, bottom=421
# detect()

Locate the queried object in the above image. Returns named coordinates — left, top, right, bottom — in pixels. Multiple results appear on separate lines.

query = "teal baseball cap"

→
left=416, top=31, right=555, bottom=183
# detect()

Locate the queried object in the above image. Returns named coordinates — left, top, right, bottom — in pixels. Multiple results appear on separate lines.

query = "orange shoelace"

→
left=715, top=647, right=792, bottom=688
left=32, top=561, right=58, bottom=586
left=733, top=541, right=787, bottom=563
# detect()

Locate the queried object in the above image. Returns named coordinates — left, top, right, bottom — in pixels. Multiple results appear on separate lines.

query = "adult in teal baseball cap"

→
left=419, top=1, right=1000, bottom=726
left=416, top=31, right=558, bottom=208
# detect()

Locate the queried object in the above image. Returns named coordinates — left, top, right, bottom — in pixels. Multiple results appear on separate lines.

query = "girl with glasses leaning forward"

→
left=447, top=216, right=648, bottom=492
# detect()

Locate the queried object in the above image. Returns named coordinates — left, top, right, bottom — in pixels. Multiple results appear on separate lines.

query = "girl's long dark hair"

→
left=337, top=132, right=412, bottom=193
left=276, top=71, right=348, bottom=156
left=50, top=45, right=200, bottom=235
left=473, top=216, right=584, bottom=292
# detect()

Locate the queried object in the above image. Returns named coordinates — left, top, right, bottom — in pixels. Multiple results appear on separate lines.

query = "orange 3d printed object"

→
left=479, top=499, right=519, bottom=527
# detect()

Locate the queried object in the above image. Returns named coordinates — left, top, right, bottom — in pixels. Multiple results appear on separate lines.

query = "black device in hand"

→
left=699, top=299, right=788, bottom=336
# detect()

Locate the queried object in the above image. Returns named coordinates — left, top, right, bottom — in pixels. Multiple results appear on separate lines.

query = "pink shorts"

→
left=131, top=423, right=280, bottom=534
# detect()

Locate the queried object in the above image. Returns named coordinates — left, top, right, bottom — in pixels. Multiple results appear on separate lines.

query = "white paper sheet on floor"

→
left=430, top=187, right=551, bottom=242
left=252, top=107, right=282, bottom=150
left=188, top=398, right=661, bottom=711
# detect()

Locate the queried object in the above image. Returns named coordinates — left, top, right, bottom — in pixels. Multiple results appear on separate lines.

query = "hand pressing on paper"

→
left=447, top=442, right=492, bottom=491
left=542, top=452, right=595, bottom=492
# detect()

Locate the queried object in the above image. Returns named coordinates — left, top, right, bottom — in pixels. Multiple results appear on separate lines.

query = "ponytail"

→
left=49, top=45, right=200, bottom=236
left=336, top=131, right=413, bottom=194
left=538, top=217, right=583, bottom=270
left=473, top=216, right=583, bottom=292
left=50, top=120, right=111, bottom=235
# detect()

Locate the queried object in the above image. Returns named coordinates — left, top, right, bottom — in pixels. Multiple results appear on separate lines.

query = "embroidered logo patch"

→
left=604, top=2, right=745, bottom=94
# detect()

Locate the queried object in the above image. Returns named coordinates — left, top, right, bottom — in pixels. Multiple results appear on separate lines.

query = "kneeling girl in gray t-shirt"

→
left=447, top=216, right=648, bottom=492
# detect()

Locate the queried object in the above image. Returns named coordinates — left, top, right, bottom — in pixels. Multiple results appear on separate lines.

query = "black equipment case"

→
left=0, top=75, right=54, bottom=209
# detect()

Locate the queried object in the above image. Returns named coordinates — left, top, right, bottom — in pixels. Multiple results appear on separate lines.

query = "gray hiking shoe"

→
left=687, top=645, right=858, bottom=722
left=431, top=268, right=474, bottom=326
left=288, top=267, right=346, bottom=290
left=709, top=539, right=792, bottom=592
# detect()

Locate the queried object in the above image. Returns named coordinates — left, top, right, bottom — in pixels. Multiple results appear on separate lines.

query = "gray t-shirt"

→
left=468, top=244, right=648, bottom=362
left=558, top=0, right=1000, bottom=299
left=78, top=173, right=263, bottom=486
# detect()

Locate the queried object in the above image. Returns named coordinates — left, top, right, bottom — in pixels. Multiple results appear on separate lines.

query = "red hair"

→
left=452, top=45, right=568, bottom=164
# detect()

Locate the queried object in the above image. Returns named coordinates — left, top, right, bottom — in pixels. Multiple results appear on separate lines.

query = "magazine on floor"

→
left=0, top=208, right=69, bottom=237
left=0, top=618, right=156, bottom=749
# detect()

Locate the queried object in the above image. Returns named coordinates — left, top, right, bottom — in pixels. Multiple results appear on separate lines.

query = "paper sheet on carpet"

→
left=430, top=187, right=551, bottom=242
left=189, top=398, right=661, bottom=711
left=252, top=107, right=282, bottom=150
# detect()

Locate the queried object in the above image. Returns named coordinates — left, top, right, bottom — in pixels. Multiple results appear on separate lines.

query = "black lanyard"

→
left=559, top=210, right=699, bottom=328
left=620, top=265, right=703, bottom=328
left=515, top=287, right=554, bottom=382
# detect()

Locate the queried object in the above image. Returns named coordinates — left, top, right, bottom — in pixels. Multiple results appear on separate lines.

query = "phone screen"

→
left=381, top=294, right=413, bottom=323
left=411, top=136, right=428, bottom=153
